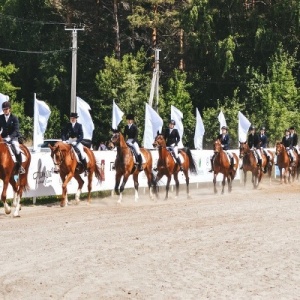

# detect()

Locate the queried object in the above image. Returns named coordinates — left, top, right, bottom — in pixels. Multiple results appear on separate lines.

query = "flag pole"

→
left=33, top=93, right=38, bottom=152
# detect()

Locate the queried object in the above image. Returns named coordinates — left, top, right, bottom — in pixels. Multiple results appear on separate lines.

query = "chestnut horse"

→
left=110, top=131, right=154, bottom=203
left=212, top=139, right=238, bottom=194
left=275, top=142, right=298, bottom=183
left=152, top=133, right=197, bottom=200
left=49, top=141, right=102, bottom=206
left=0, top=137, right=31, bottom=217
left=239, top=142, right=271, bottom=188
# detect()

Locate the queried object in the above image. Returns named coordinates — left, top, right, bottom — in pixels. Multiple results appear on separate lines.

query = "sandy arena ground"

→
left=1, top=178, right=300, bottom=300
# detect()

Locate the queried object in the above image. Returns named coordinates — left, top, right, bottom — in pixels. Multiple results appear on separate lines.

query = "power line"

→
left=0, top=47, right=70, bottom=54
left=0, top=12, right=66, bottom=25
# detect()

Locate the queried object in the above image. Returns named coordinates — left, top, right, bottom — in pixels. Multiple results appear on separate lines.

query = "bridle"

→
left=51, top=146, right=64, bottom=166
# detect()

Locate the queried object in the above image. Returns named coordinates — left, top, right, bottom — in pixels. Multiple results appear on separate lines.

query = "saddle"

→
left=166, top=147, right=185, bottom=164
left=71, top=146, right=89, bottom=164
left=6, top=143, right=26, bottom=163
left=126, top=143, right=145, bottom=164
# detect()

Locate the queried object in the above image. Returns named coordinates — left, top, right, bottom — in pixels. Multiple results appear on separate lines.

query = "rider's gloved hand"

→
left=62, top=141, right=67, bottom=144
left=4, top=137, right=11, bottom=142
left=71, top=142, right=77, bottom=146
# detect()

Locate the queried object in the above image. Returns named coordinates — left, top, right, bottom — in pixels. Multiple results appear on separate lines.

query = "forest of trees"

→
left=0, top=0, right=299, bottom=148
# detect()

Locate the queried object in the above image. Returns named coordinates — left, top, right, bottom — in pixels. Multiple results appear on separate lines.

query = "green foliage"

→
left=0, top=61, right=19, bottom=98
left=163, top=69, right=195, bottom=147
left=202, top=92, right=246, bottom=149
left=43, top=104, right=62, bottom=139
left=94, top=50, right=151, bottom=143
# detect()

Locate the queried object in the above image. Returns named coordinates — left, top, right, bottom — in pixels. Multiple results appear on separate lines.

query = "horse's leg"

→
left=9, top=177, right=21, bottom=217
left=144, top=166, right=154, bottom=200
left=59, top=173, right=68, bottom=207
left=132, top=173, right=139, bottom=202
left=164, top=175, right=172, bottom=200
left=173, top=172, right=180, bottom=198
left=221, top=174, right=226, bottom=194
left=153, top=172, right=164, bottom=200
left=118, top=173, right=130, bottom=204
left=1, top=179, right=11, bottom=215
left=183, top=169, right=190, bottom=199
left=243, top=170, right=247, bottom=186
left=114, top=172, right=122, bottom=196
left=213, top=173, right=217, bottom=194
left=73, top=173, right=84, bottom=204
left=228, top=175, right=232, bottom=193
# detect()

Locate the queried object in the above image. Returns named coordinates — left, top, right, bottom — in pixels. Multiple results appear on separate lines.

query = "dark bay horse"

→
left=49, top=141, right=102, bottom=206
left=152, top=133, right=197, bottom=200
left=239, top=142, right=270, bottom=188
left=110, top=132, right=154, bottom=203
left=275, top=142, right=298, bottom=183
left=0, top=137, right=31, bottom=217
left=212, top=139, right=238, bottom=194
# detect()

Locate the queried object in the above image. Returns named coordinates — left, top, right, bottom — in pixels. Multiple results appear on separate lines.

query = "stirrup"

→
left=179, top=166, right=183, bottom=171
left=208, top=169, right=213, bottom=173
left=84, top=170, right=88, bottom=177
left=19, top=166, right=25, bottom=174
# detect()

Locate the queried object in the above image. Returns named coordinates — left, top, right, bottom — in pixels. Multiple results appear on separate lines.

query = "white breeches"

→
left=11, top=138, right=21, bottom=154
left=127, top=139, right=141, bottom=155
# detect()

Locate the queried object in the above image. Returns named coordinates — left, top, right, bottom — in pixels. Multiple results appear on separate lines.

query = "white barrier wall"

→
left=0, top=149, right=243, bottom=199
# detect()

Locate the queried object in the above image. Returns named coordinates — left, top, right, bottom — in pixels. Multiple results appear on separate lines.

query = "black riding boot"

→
left=230, top=157, right=234, bottom=169
left=264, top=156, right=269, bottom=173
left=137, top=154, right=143, bottom=171
left=176, top=157, right=183, bottom=171
left=81, top=158, right=88, bottom=176
left=209, top=158, right=214, bottom=172
left=258, top=158, right=262, bottom=167
left=16, top=152, right=25, bottom=174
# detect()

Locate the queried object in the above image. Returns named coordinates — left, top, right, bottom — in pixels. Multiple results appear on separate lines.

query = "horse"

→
left=110, top=131, right=154, bottom=203
left=275, top=142, right=298, bottom=183
left=152, top=133, right=197, bottom=200
left=0, top=136, right=31, bottom=217
left=49, top=141, right=102, bottom=206
left=212, top=139, right=238, bottom=194
left=239, top=142, right=270, bottom=188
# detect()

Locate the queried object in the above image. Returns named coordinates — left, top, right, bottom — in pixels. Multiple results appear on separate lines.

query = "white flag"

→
left=77, top=97, right=94, bottom=140
left=143, top=103, right=163, bottom=148
left=171, top=105, right=184, bottom=148
left=218, top=110, right=227, bottom=134
left=33, top=95, right=51, bottom=151
left=194, top=108, right=205, bottom=150
left=0, top=93, right=9, bottom=114
left=238, top=111, right=251, bottom=143
left=112, top=100, right=124, bottom=130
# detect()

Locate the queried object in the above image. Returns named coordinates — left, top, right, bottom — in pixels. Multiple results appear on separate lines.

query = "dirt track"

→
left=1, top=178, right=300, bottom=299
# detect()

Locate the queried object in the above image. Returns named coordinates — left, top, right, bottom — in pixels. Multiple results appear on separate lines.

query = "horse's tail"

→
left=181, top=147, right=197, bottom=174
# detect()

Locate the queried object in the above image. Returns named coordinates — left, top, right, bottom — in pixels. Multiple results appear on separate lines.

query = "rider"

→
left=259, top=126, right=271, bottom=173
left=123, top=113, right=143, bottom=171
left=289, top=126, right=298, bottom=154
left=281, top=128, right=294, bottom=164
left=61, top=112, right=88, bottom=176
left=209, top=125, right=234, bottom=172
left=164, top=119, right=183, bottom=171
left=0, top=101, right=25, bottom=174
left=247, top=126, right=263, bottom=167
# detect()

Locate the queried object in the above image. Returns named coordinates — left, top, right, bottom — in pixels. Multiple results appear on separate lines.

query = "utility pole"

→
left=65, top=25, right=84, bottom=113
left=148, top=48, right=161, bottom=112
left=154, top=48, right=161, bottom=112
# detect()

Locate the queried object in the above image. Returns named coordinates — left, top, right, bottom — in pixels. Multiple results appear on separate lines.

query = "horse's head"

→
left=111, top=131, right=121, bottom=146
left=49, top=141, right=69, bottom=172
left=106, top=140, right=115, bottom=150
left=275, top=141, right=284, bottom=155
left=153, top=132, right=166, bottom=148
left=239, top=141, right=249, bottom=158
left=213, top=139, right=222, bottom=153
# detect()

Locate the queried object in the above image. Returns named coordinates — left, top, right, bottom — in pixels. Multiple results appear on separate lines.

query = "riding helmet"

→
left=126, top=114, right=134, bottom=120
left=250, top=126, right=256, bottom=130
left=2, top=101, right=11, bottom=109
left=169, top=119, right=176, bottom=125
left=70, top=112, right=79, bottom=118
